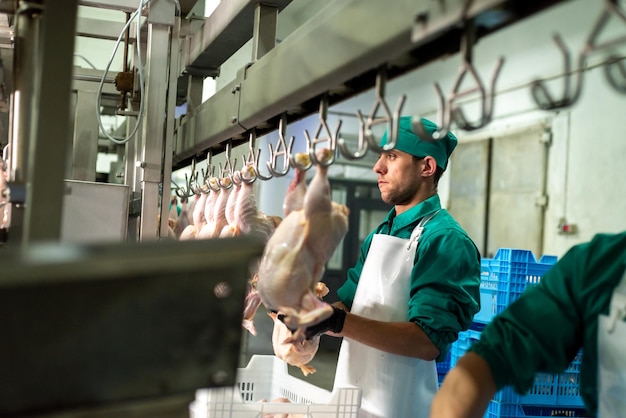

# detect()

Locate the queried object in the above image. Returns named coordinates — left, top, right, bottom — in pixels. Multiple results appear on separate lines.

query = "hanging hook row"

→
left=450, top=19, right=504, bottom=131
left=305, top=94, right=341, bottom=167
left=414, top=4, right=504, bottom=141
left=175, top=158, right=198, bottom=198
left=269, top=114, right=294, bottom=175
left=204, top=149, right=222, bottom=192
left=184, top=0, right=625, bottom=181
left=531, top=0, right=626, bottom=109
left=354, top=65, right=406, bottom=153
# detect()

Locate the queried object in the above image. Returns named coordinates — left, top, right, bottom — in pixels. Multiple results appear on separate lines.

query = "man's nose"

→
left=373, top=159, right=384, bottom=174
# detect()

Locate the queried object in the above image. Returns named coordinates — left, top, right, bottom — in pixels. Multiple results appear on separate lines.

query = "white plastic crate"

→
left=190, top=355, right=361, bottom=418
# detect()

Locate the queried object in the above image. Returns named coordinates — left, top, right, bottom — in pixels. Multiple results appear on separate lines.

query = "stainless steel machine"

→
left=0, top=236, right=264, bottom=417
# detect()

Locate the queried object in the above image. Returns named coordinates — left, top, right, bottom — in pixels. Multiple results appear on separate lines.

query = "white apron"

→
left=333, top=212, right=439, bottom=418
left=597, top=264, right=626, bottom=417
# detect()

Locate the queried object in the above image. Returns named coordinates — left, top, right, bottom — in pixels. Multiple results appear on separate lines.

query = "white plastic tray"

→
left=190, top=355, right=361, bottom=417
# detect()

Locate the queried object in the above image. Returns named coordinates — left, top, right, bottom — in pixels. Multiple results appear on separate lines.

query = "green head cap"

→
left=380, top=116, right=458, bottom=170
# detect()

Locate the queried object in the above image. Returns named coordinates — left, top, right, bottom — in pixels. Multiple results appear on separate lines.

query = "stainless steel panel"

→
left=448, top=139, right=490, bottom=255
left=173, top=81, right=241, bottom=164
left=71, top=90, right=99, bottom=182
left=0, top=237, right=264, bottom=417
left=61, top=180, right=129, bottom=243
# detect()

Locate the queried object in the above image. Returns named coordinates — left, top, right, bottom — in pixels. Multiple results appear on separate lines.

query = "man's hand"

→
left=278, top=306, right=346, bottom=340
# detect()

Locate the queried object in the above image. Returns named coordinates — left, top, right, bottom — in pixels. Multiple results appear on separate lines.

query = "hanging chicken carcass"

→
left=242, top=164, right=307, bottom=336
left=214, top=164, right=283, bottom=336
left=197, top=177, right=231, bottom=239
left=268, top=281, right=330, bottom=376
left=173, top=196, right=190, bottom=238
left=256, top=148, right=350, bottom=343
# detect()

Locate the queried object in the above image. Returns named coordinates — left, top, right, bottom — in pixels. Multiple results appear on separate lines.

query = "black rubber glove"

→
left=278, top=306, right=346, bottom=340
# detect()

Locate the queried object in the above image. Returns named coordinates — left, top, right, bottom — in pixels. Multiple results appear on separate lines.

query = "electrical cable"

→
left=95, top=0, right=151, bottom=145
left=73, top=53, right=97, bottom=69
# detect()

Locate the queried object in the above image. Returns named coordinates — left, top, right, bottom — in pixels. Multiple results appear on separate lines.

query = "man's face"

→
left=373, top=149, right=424, bottom=208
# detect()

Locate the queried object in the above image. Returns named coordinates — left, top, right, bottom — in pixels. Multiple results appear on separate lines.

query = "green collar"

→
left=383, top=194, right=443, bottom=231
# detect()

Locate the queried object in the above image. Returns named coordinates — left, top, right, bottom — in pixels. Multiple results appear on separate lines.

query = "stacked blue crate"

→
left=474, top=249, right=555, bottom=325
left=436, top=351, right=451, bottom=385
left=446, top=249, right=590, bottom=418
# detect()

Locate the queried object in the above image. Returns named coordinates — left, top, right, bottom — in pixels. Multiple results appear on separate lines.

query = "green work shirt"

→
left=337, top=194, right=481, bottom=361
left=469, top=231, right=626, bottom=416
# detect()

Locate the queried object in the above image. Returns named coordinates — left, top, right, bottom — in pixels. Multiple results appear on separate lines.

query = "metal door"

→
left=449, top=123, right=550, bottom=258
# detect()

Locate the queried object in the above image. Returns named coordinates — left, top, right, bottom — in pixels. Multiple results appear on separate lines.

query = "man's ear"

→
left=422, top=156, right=438, bottom=177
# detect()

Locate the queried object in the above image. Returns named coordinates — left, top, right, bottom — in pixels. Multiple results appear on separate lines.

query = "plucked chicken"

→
left=229, top=164, right=281, bottom=240
left=256, top=148, right=349, bottom=343
left=216, top=164, right=282, bottom=335
left=268, top=282, right=330, bottom=376
left=173, top=196, right=190, bottom=238
left=218, top=176, right=241, bottom=238
left=178, top=189, right=209, bottom=240
left=242, top=165, right=306, bottom=336
left=197, top=178, right=231, bottom=239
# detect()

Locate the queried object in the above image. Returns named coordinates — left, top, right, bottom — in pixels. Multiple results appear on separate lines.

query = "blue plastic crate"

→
left=474, top=249, right=557, bottom=324
left=436, top=351, right=451, bottom=374
left=520, top=352, right=584, bottom=407
left=450, top=328, right=483, bottom=370
left=436, top=351, right=452, bottom=386
left=485, top=401, right=590, bottom=418
left=449, top=327, right=584, bottom=408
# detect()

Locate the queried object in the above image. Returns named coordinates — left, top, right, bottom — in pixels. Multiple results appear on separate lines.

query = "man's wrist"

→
left=331, top=306, right=347, bottom=333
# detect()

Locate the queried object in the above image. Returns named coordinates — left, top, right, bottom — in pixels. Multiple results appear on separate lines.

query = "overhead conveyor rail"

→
left=171, top=0, right=566, bottom=171
left=184, top=0, right=293, bottom=78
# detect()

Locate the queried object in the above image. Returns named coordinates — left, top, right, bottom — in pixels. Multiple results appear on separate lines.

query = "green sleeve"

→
left=409, top=229, right=481, bottom=359
left=468, top=232, right=626, bottom=413
left=337, top=231, right=374, bottom=309
left=469, top=246, right=584, bottom=393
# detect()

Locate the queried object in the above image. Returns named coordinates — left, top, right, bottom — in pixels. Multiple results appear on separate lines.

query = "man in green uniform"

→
left=302, top=116, right=481, bottom=417
left=431, top=231, right=626, bottom=418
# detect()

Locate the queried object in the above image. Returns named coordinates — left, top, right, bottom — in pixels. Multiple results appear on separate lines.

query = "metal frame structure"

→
left=172, top=0, right=566, bottom=170
left=0, top=0, right=570, bottom=245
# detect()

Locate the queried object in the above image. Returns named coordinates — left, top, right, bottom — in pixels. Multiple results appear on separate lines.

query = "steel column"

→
left=160, top=8, right=181, bottom=237
left=8, top=1, right=42, bottom=244
left=18, top=1, right=79, bottom=245
left=138, top=0, right=175, bottom=240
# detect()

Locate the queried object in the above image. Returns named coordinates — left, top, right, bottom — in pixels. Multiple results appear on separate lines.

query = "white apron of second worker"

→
left=333, top=214, right=439, bottom=418
left=598, top=263, right=626, bottom=418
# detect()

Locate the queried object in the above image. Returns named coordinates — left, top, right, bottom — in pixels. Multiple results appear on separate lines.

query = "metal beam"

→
left=76, top=16, right=136, bottom=41
left=172, top=0, right=566, bottom=169
left=184, top=0, right=292, bottom=77
left=78, top=0, right=139, bottom=14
